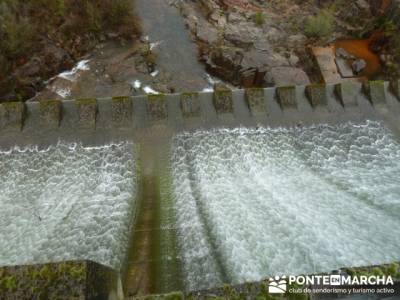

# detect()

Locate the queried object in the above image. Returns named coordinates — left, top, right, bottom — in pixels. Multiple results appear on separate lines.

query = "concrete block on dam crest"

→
left=0, top=101, right=25, bottom=131
left=40, top=100, right=61, bottom=128
left=305, top=84, right=328, bottom=108
left=76, top=99, right=97, bottom=129
left=245, top=88, right=266, bottom=116
left=147, top=94, right=167, bottom=122
left=364, top=80, right=387, bottom=105
left=213, top=89, right=233, bottom=114
left=390, top=79, right=400, bottom=100
left=180, top=92, right=201, bottom=118
left=112, top=96, right=132, bottom=127
left=276, top=86, right=297, bottom=110
left=334, top=82, right=359, bottom=108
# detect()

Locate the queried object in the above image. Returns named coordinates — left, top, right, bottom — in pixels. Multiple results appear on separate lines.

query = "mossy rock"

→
left=213, top=89, right=233, bottom=114
left=40, top=100, right=61, bottom=128
left=76, top=98, right=97, bottom=129
left=305, top=84, right=328, bottom=108
left=276, top=86, right=297, bottom=110
left=147, top=94, right=167, bottom=122
left=0, top=101, right=25, bottom=131
left=180, top=92, right=200, bottom=118
left=112, top=96, right=132, bottom=127
left=245, top=88, right=266, bottom=116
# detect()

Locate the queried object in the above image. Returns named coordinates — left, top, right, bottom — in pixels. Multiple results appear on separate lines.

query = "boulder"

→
left=197, top=23, right=220, bottom=44
left=287, top=34, right=307, bottom=49
left=224, top=26, right=254, bottom=48
left=265, top=67, right=310, bottom=86
left=352, top=58, right=367, bottom=74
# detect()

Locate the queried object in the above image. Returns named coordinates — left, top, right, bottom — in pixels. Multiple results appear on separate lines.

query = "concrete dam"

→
left=0, top=80, right=400, bottom=299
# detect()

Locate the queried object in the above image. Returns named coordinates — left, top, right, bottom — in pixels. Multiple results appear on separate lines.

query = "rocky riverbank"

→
left=0, top=0, right=139, bottom=102
left=177, top=0, right=400, bottom=87
left=2, top=0, right=400, bottom=102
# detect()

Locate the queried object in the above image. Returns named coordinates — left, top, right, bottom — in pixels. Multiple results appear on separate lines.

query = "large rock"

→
left=265, top=67, right=310, bottom=86
left=224, top=23, right=262, bottom=48
left=197, top=23, right=220, bottom=44
left=352, top=58, right=367, bottom=74
left=287, top=34, right=307, bottom=49
left=206, top=46, right=243, bottom=83
left=224, top=28, right=253, bottom=48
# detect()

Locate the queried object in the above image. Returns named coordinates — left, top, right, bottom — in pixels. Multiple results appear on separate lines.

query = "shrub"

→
left=253, top=11, right=265, bottom=26
left=0, top=0, right=138, bottom=79
left=0, top=4, right=34, bottom=62
left=304, top=10, right=334, bottom=39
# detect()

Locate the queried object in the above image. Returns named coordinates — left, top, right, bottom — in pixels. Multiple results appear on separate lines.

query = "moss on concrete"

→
left=390, top=79, right=400, bottom=99
left=276, top=86, right=297, bottom=110
left=132, top=262, right=399, bottom=300
left=0, top=101, right=25, bottom=131
left=305, top=84, right=328, bottom=108
left=346, top=262, right=400, bottom=279
left=112, top=96, right=132, bottom=126
left=147, top=94, right=167, bottom=121
left=213, top=89, right=233, bottom=114
left=40, top=99, right=61, bottom=127
left=181, top=92, right=200, bottom=118
left=245, top=88, right=266, bottom=115
left=364, top=80, right=387, bottom=105
left=334, top=82, right=358, bottom=108
left=164, top=291, right=184, bottom=300
left=76, top=98, right=97, bottom=129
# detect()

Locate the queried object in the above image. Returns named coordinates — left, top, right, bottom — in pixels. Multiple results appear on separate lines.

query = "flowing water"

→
left=170, top=121, right=400, bottom=291
left=135, top=0, right=209, bottom=91
left=0, top=142, right=137, bottom=270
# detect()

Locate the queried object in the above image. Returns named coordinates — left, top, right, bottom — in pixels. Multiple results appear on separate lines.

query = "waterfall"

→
left=0, top=142, right=137, bottom=270
left=171, top=121, right=400, bottom=290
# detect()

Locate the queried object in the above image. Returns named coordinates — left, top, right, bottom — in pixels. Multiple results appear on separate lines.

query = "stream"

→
left=135, top=0, right=210, bottom=92
left=34, top=0, right=219, bottom=101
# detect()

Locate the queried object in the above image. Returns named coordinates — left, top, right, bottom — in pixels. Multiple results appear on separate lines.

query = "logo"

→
left=268, top=276, right=287, bottom=294
left=330, top=274, right=341, bottom=286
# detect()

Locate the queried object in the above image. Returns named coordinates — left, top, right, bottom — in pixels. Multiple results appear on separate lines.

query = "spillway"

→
left=1, top=81, right=400, bottom=298
left=0, top=142, right=137, bottom=270
left=171, top=120, right=400, bottom=291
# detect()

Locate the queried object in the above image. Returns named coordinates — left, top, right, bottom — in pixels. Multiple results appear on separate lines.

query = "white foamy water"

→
left=0, top=142, right=136, bottom=270
left=170, top=121, right=400, bottom=290
left=58, top=59, right=90, bottom=82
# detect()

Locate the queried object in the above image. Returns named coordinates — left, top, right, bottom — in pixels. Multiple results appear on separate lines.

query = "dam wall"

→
left=1, top=79, right=400, bottom=299
left=1, top=80, right=400, bottom=148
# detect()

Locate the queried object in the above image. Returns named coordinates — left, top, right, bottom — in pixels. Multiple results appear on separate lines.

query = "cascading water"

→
left=0, top=142, right=137, bottom=270
left=171, top=121, right=400, bottom=291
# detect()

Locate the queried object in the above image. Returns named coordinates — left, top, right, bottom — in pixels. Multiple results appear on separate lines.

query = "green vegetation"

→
left=0, top=0, right=138, bottom=80
left=253, top=11, right=266, bottom=26
left=304, top=10, right=334, bottom=39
